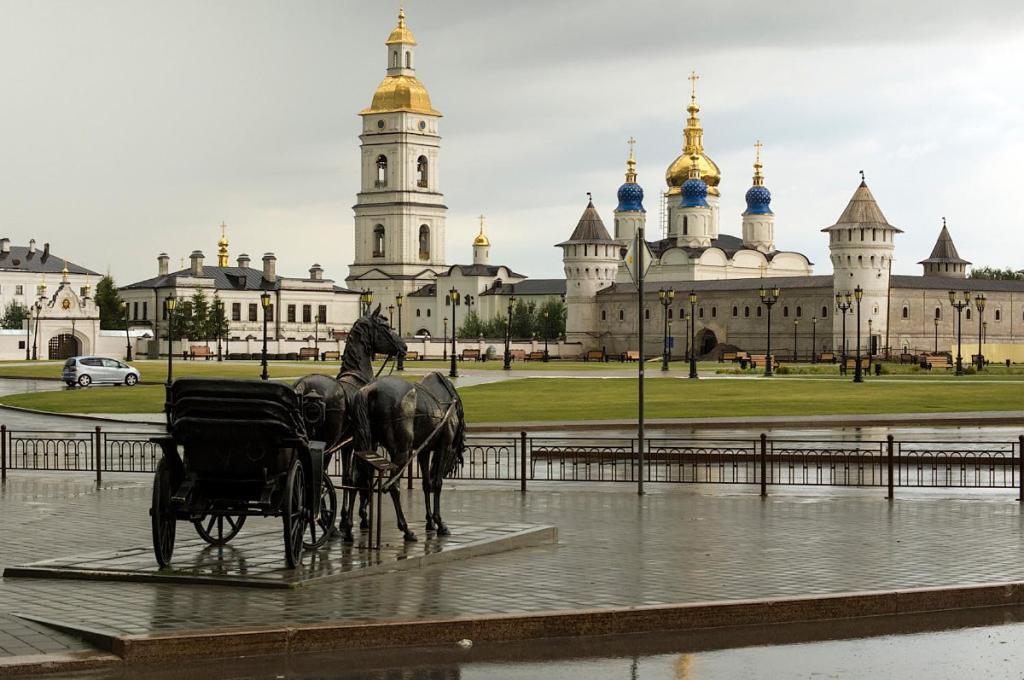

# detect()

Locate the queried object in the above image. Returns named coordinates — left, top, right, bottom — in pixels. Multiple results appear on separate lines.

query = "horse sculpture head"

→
left=367, top=304, right=407, bottom=358
left=339, top=304, right=407, bottom=380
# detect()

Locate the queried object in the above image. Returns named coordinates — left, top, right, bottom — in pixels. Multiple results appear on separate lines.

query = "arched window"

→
left=391, top=51, right=398, bottom=67
left=711, top=306, right=717, bottom=318
left=601, top=310, right=607, bottom=321
left=966, top=308, right=972, bottom=320
left=995, top=309, right=1001, bottom=321
left=668, top=309, right=673, bottom=319
left=783, top=306, right=790, bottom=317
left=619, top=310, right=624, bottom=321
left=416, top=309, right=421, bottom=317
left=376, top=155, right=388, bottom=187
left=699, top=307, right=705, bottom=319
left=373, top=225, right=385, bottom=257
left=418, top=225, right=430, bottom=260
left=796, top=306, right=802, bottom=318
left=821, top=306, right=828, bottom=318
left=417, top=156, right=428, bottom=188
left=757, top=306, right=763, bottom=317
left=405, top=51, right=411, bottom=68
left=644, top=309, right=650, bottom=320
left=683, top=216, right=688, bottom=235
left=427, top=309, right=431, bottom=317
left=732, top=306, right=738, bottom=317
left=934, top=307, right=941, bottom=320
left=902, top=306, right=909, bottom=319
left=744, top=306, right=750, bottom=318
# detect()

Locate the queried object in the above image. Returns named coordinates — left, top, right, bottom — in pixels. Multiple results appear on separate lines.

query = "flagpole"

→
left=637, top=224, right=645, bottom=496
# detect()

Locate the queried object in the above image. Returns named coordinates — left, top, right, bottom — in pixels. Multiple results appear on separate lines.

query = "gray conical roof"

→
left=822, top=181, right=903, bottom=233
left=560, top=200, right=615, bottom=243
left=918, top=225, right=970, bottom=264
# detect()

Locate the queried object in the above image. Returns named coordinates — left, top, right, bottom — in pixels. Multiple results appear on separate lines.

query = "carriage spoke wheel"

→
left=282, top=460, right=306, bottom=568
left=303, top=472, right=338, bottom=550
left=150, top=458, right=177, bottom=568
left=193, top=514, right=246, bottom=545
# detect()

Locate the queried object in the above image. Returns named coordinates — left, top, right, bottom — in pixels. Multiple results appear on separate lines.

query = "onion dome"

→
left=743, top=141, right=773, bottom=215
left=473, top=215, right=490, bottom=247
left=666, top=71, right=721, bottom=196
left=386, top=7, right=417, bottom=45
left=359, top=9, right=441, bottom=117
left=679, top=151, right=709, bottom=208
left=615, top=140, right=645, bottom=212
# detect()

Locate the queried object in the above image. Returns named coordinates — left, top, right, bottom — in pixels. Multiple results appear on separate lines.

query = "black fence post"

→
left=760, top=433, right=767, bottom=497
left=95, top=426, right=102, bottom=486
left=520, top=431, right=527, bottom=494
left=1, top=424, right=6, bottom=483
left=886, top=435, right=895, bottom=500
left=1019, top=435, right=1024, bottom=504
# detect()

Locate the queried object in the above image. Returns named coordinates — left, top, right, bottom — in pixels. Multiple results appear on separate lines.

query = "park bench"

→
left=720, top=351, right=737, bottom=363
left=819, top=352, right=836, bottom=363
left=509, top=349, right=527, bottom=362
left=621, top=350, right=640, bottom=362
left=749, top=354, right=779, bottom=370
left=189, top=345, right=213, bottom=361
left=321, top=350, right=340, bottom=361
left=920, top=354, right=951, bottom=370
left=971, top=354, right=986, bottom=367
left=526, top=351, right=546, bottom=361
left=583, top=350, right=605, bottom=362
left=298, top=347, right=318, bottom=360
left=461, top=349, right=481, bottom=361
left=839, top=357, right=872, bottom=375
left=404, top=350, right=420, bottom=361
left=898, top=352, right=916, bottom=364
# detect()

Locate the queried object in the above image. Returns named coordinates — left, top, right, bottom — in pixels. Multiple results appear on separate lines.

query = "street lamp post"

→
left=974, top=293, right=986, bottom=370
left=758, top=284, right=780, bottom=377
left=853, top=286, right=864, bottom=383
left=359, top=290, right=373, bottom=316
left=658, top=288, right=675, bottom=371
left=215, top=300, right=224, bottom=362
left=260, top=291, right=271, bottom=381
left=447, top=288, right=460, bottom=378
left=503, top=295, right=515, bottom=370
left=395, top=294, right=404, bottom=371
left=541, top=309, right=550, bottom=362
left=835, top=292, right=852, bottom=360
left=119, top=301, right=132, bottom=361
left=682, top=309, right=689, bottom=363
left=443, top=317, right=448, bottom=361
left=687, top=291, right=698, bottom=379
left=165, top=293, right=177, bottom=387
left=949, top=290, right=970, bottom=376
left=313, top=311, right=319, bottom=362
left=793, top=319, right=799, bottom=362
left=32, top=300, right=42, bottom=360
left=934, top=317, right=939, bottom=354
left=811, top=317, right=817, bottom=364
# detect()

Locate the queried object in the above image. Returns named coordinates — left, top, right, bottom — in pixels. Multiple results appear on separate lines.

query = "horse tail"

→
left=349, top=385, right=374, bottom=453
left=450, top=394, right=466, bottom=471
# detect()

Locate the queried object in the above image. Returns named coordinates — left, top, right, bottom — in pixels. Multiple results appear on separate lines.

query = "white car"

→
left=62, top=356, right=141, bottom=387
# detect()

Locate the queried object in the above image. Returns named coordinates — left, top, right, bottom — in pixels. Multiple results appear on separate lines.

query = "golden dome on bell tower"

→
left=360, top=7, right=441, bottom=117
left=217, top=222, right=229, bottom=267
left=665, top=71, right=721, bottom=197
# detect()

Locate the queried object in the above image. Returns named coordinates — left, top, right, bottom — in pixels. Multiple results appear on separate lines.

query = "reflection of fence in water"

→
left=897, top=441, right=1018, bottom=488
left=769, top=440, right=887, bottom=487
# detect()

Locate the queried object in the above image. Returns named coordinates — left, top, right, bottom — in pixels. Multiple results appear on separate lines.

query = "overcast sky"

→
left=2, top=0, right=1022, bottom=286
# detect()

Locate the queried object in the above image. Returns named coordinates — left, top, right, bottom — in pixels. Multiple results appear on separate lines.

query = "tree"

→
left=458, top=310, right=484, bottom=339
left=509, top=299, right=537, bottom=339
left=0, top=301, right=29, bottom=329
left=95, top=276, right=126, bottom=329
left=537, top=299, right=566, bottom=340
left=969, top=266, right=1024, bottom=281
left=208, top=294, right=229, bottom=341
left=167, top=299, right=191, bottom=341
left=186, top=290, right=211, bottom=340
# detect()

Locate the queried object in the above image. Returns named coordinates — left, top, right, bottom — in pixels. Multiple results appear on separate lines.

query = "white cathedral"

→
left=346, top=9, right=1023, bottom=360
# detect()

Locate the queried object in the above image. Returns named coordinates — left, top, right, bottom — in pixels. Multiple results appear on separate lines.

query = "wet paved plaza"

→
left=3, top=471, right=1024, bottom=662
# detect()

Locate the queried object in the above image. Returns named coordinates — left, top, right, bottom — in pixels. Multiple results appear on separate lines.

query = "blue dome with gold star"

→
left=616, top=182, right=645, bottom=212
left=744, top=185, right=772, bottom=215
left=680, top=177, right=709, bottom=208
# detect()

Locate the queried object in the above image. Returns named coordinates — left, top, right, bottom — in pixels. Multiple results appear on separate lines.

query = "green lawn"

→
left=2, top=377, right=1021, bottom=422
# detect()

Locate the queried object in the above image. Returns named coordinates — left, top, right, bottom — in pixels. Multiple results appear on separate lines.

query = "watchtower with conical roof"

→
left=557, top=197, right=621, bottom=347
left=823, top=175, right=902, bottom=353
left=918, top=219, right=969, bottom=278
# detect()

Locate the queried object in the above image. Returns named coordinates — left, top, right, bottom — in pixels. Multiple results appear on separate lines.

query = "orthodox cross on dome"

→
left=754, top=140, right=763, bottom=163
left=688, top=70, right=700, bottom=101
left=479, top=214, right=485, bottom=228
left=753, top=140, right=765, bottom=186
left=627, top=136, right=636, bottom=161
left=61, top=260, right=69, bottom=284
left=625, top=136, right=638, bottom=182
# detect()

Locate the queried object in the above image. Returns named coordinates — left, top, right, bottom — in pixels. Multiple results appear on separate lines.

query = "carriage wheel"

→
left=302, top=472, right=338, bottom=550
left=150, top=458, right=177, bottom=568
left=193, top=514, right=247, bottom=545
left=282, top=459, right=306, bottom=569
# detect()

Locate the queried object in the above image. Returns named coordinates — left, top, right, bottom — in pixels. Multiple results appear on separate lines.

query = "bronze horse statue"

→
left=349, top=370, right=466, bottom=540
left=293, top=305, right=406, bottom=539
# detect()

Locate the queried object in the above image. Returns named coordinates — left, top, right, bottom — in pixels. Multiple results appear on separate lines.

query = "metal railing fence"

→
left=2, top=425, right=1022, bottom=500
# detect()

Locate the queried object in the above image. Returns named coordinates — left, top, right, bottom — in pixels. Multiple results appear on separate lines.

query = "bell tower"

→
left=347, top=7, right=448, bottom=302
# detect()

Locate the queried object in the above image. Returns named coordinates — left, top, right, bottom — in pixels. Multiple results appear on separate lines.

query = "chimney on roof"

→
left=158, top=253, right=169, bottom=276
left=190, top=250, right=204, bottom=277
left=309, top=263, right=323, bottom=281
left=262, top=253, right=277, bottom=283
left=28, top=239, right=36, bottom=255
left=41, top=243, right=50, bottom=263
left=0, top=238, right=10, bottom=254
left=237, top=253, right=250, bottom=269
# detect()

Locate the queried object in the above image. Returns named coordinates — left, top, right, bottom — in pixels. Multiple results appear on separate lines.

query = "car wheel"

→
left=77, top=374, right=92, bottom=387
left=125, top=374, right=138, bottom=386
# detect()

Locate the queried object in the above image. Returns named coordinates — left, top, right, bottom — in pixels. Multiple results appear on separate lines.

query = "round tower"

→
left=824, top=174, right=902, bottom=355
left=741, top=141, right=775, bottom=253
left=675, top=152, right=713, bottom=248
left=557, top=196, right=621, bottom=348
left=613, top=138, right=645, bottom=244
left=472, top=214, right=490, bottom=265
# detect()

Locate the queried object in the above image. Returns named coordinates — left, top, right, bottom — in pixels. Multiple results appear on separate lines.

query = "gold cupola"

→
left=473, top=214, right=490, bottom=247
left=360, top=7, right=442, bottom=117
left=217, top=222, right=229, bottom=267
left=665, top=71, right=721, bottom=197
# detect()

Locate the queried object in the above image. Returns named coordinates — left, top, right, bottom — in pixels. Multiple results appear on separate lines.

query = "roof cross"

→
left=859, top=169, right=865, bottom=183
left=754, top=139, right=763, bottom=164
left=586, top=191, right=592, bottom=203
left=688, top=70, right=700, bottom=99
left=627, top=136, right=636, bottom=161
left=478, top=214, right=485, bottom=229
